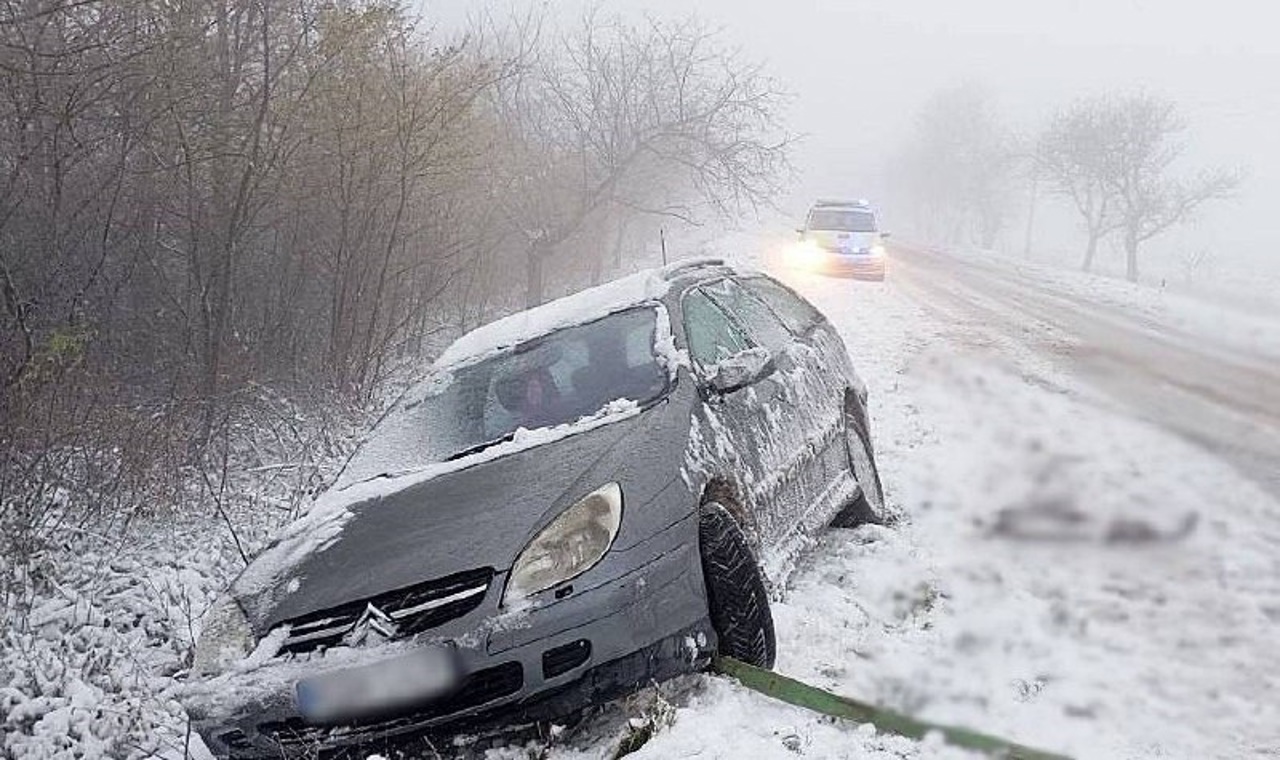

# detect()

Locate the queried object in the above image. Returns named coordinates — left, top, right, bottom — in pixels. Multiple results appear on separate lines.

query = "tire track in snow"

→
left=889, top=244, right=1280, bottom=502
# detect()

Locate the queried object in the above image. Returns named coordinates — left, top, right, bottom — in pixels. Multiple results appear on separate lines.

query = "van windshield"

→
left=808, top=208, right=877, bottom=232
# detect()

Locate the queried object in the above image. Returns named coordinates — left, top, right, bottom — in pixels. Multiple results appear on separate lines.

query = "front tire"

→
left=698, top=503, right=776, bottom=668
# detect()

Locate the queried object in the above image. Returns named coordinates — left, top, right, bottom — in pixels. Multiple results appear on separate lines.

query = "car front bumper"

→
left=190, top=523, right=713, bottom=758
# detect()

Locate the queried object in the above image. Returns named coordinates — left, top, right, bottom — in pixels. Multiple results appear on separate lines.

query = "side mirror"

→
left=880, top=231, right=891, bottom=239
left=707, top=347, right=776, bottom=395
left=795, top=228, right=806, bottom=237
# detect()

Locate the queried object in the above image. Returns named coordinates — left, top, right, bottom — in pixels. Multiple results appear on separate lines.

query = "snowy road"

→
left=516, top=246, right=1280, bottom=760
left=889, top=243, right=1280, bottom=501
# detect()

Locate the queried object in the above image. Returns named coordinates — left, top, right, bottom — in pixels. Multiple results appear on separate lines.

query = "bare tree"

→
left=0, top=2, right=798, bottom=568
left=893, top=84, right=1018, bottom=249
left=1179, top=246, right=1214, bottom=286
left=280, top=6, right=512, bottom=396
left=490, top=11, right=792, bottom=306
left=1038, top=92, right=1240, bottom=281
left=1104, top=93, right=1240, bottom=282
left=1037, top=97, right=1126, bottom=272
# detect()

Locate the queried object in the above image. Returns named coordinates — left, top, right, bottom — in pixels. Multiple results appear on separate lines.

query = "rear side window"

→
left=702, top=278, right=793, bottom=354
left=682, top=290, right=750, bottom=371
left=742, top=277, right=824, bottom=335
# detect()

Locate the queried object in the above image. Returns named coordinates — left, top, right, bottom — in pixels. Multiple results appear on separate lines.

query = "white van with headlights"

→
left=789, top=199, right=888, bottom=280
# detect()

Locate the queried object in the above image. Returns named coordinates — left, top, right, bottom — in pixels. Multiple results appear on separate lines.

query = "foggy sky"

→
left=426, top=0, right=1279, bottom=274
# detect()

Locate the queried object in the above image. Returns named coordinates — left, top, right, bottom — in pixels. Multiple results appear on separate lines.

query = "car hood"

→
left=233, top=393, right=694, bottom=634
left=808, top=229, right=877, bottom=251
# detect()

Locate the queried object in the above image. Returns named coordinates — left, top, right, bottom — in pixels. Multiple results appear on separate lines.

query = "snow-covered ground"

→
left=1, top=400, right=371, bottom=759
left=924, top=242, right=1280, bottom=362
left=4, top=244, right=1277, bottom=759
left=761, top=271, right=1277, bottom=759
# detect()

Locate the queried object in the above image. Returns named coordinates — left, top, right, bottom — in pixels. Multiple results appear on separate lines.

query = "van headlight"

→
left=785, top=239, right=823, bottom=269
left=192, top=594, right=254, bottom=677
left=504, top=483, right=623, bottom=604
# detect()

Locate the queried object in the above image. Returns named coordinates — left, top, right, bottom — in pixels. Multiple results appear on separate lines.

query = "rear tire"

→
left=698, top=503, right=776, bottom=668
left=832, top=400, right=887, bottom=528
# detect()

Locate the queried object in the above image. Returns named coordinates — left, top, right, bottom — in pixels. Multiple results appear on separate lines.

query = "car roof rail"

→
left=660, top=257, right=728, bottom=280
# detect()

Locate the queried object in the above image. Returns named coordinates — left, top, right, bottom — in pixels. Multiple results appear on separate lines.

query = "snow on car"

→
left=183, top=259, right=887, bottom=757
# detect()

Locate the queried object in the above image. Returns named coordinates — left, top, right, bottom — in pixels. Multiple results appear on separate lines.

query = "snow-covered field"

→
left=4, top=247, right=1277, bottom=759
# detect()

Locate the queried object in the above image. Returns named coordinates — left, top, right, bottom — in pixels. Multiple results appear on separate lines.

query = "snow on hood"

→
left=230, top=399, right=646, bottom=619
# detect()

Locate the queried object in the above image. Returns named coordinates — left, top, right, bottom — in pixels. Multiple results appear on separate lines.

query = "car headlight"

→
left=192, top=594, right=254, bottom=677
left=870, top=242, right=887, bottom=257
left=504, top=483, right=623, bottom=604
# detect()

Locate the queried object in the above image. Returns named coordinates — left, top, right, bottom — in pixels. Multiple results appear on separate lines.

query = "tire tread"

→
left=698, top=503, right=776, bottom=669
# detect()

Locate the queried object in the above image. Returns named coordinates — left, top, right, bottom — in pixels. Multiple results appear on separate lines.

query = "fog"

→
left=433, top=0, right=1278, bottom=276
left=4, top=1, right=1278, bottom=756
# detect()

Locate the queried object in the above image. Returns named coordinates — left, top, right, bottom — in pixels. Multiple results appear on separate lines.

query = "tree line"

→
left=0, top=0, right=790, bottom=563
left=892, top=84, right=1240, bottom=280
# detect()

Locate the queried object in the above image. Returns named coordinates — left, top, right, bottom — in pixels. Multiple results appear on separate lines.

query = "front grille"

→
left=277, top=568, right=493, bottom=656
left=260, top=661, right=524, bottom=749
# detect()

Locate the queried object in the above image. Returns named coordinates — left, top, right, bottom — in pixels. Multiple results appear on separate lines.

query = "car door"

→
left=701, top=278, right=842, bottom=545
left=738, top=275, right=858, bottom=528
left=679, top=285, right=790, bottom=553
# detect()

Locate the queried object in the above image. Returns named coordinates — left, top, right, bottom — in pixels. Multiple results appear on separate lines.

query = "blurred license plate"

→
left=295, top=646, right=458, bottom=722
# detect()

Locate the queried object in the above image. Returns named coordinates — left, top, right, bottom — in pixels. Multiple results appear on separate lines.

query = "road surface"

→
left=889, top=243, right=1280, bottom=501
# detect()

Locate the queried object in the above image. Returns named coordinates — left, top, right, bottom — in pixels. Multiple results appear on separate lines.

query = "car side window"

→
left=682, top=290, right=750, bottom=371
left=741, top=276, right=823, bottom=335
left=702, top=278, right=793, bottom=354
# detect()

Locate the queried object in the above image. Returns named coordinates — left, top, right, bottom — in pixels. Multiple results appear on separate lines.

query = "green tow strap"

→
left=711, top=656, right=1072, bottom=760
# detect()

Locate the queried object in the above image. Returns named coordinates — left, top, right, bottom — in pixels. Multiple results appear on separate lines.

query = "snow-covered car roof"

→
left=434, top=258, right=731, bottom=369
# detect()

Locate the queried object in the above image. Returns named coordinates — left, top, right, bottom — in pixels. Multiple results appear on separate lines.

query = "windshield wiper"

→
left=444, top=432, right=517, bottom=462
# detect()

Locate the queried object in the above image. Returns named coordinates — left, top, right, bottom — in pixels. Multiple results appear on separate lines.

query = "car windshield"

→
left=339, top=306, right=669, bottom=485
left=808, top=208, right=877, bottom=232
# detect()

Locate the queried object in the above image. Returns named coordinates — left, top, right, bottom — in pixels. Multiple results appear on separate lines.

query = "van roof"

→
left=812, top=198, right=871, bottom=209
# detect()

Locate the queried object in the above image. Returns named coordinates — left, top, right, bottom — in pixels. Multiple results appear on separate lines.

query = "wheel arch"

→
left=698, top=476, right=758, bottom=544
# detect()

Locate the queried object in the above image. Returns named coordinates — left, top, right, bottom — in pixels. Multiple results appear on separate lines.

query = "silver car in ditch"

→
left=185, top=259, right=886, bottom=758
